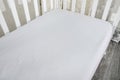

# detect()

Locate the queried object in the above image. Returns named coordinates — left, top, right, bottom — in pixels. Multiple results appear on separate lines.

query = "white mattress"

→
left=0, top=10, right=113, bottom=80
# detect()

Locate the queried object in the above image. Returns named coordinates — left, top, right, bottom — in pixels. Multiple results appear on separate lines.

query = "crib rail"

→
left=0, top=0, right=120, bottom=36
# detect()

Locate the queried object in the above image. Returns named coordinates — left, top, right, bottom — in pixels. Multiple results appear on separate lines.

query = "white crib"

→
left=0, top=0, right=120, bottom=80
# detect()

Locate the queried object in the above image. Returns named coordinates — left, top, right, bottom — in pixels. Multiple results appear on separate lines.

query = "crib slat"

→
left=91, top=0, right=99, bottom=17
left=113, top=7, right=120, bottom=29
left=102, top=0, right=113, bottom=20
left=22, top=0, right=31, bottom=22
left=7, top=0, right=21, bottom=27
left=71, top=0, right=76, bottom=12
left=55, top=0, right=60, bottom=9
left=54, top=0, right=57, bottom=9
left=50, top=0, right=54, bottom=9
left=33, top=0, right=39, bottom=17
left=55, top=0, right=57, bottom=9
left=0, top=10, right=9, bottom=34
left=41, top=0, right=47, bottom=14
left=63, top=0, right=67, bottom=10
left=0, top=0, right=6, bottom=12
left=58, top=0, right=61, bottom=9
left=81, top=0, right=87, bottom=15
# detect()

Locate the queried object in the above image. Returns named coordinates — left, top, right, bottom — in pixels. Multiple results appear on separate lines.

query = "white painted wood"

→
left=102, top=0, right=113, bottom=20
left=27, top=0, right=31, bottom=3
left=18, top=0, right=22, bottom=5
left=110, top=13, right=116, bottom=22
left=22, top=0, right=30, bottom=22
left=63, top=0, right=67, bottom=10
left=54, top=0, right=57, bottom=9
left=81, top=0, right=87, bottom=15
left=91, top=0, right=99, bottom=17
left=0, top=10, right=9, bottom=33
left=58, top=0, right=61, bottom=9
left=7, top=0, right=21, bottom=27
left=33, top=0, right=39, bottom=17
left=71, top=0, right=76, bottom=12
left=113, top=7, right=120, bottom=29
left=55, top=0, right=59, bottom=9
left=41, top=0, right=47, bottom=14
left=50, top=0, right=54, bottom=9
left=0, top=0, right=6, bottom=12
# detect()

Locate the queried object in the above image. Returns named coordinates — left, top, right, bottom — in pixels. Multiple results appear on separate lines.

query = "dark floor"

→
left=92, top=41, right=120, bottom=80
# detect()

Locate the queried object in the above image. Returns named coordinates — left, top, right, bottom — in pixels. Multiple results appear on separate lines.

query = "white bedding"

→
left=0, top=10, right=113, bottom=80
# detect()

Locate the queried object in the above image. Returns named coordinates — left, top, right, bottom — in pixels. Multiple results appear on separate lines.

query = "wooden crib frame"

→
left=0, top=0, right=120, bottom=35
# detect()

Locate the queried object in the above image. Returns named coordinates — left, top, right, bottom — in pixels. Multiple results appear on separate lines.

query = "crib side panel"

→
left=22, top=0, right=31, bottom=22
left=112, top=7, right=120, bottom=29
left=71, top=0, right=76, bottom=12
left=90, top=0, right=99, bottom=17
left=0, top=24, right=5, bottom=37
left=102, top=0, right=113, bottom=20
left=41, top=0, right=47, bottom=14
left=33, top=0, right=40, bottom=17
left=81, top=0, right=87, bottom=15
left=0, top=9, right=9, bottom=34
left=63, top=0, right=67, bottom=10
left=7, top=0, right=21, bottom=27
left=0, top=0, right=120, bottom=36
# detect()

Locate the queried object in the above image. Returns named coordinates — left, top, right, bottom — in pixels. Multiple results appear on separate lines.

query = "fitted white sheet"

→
left=0, top=10, right=113, bottom=80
